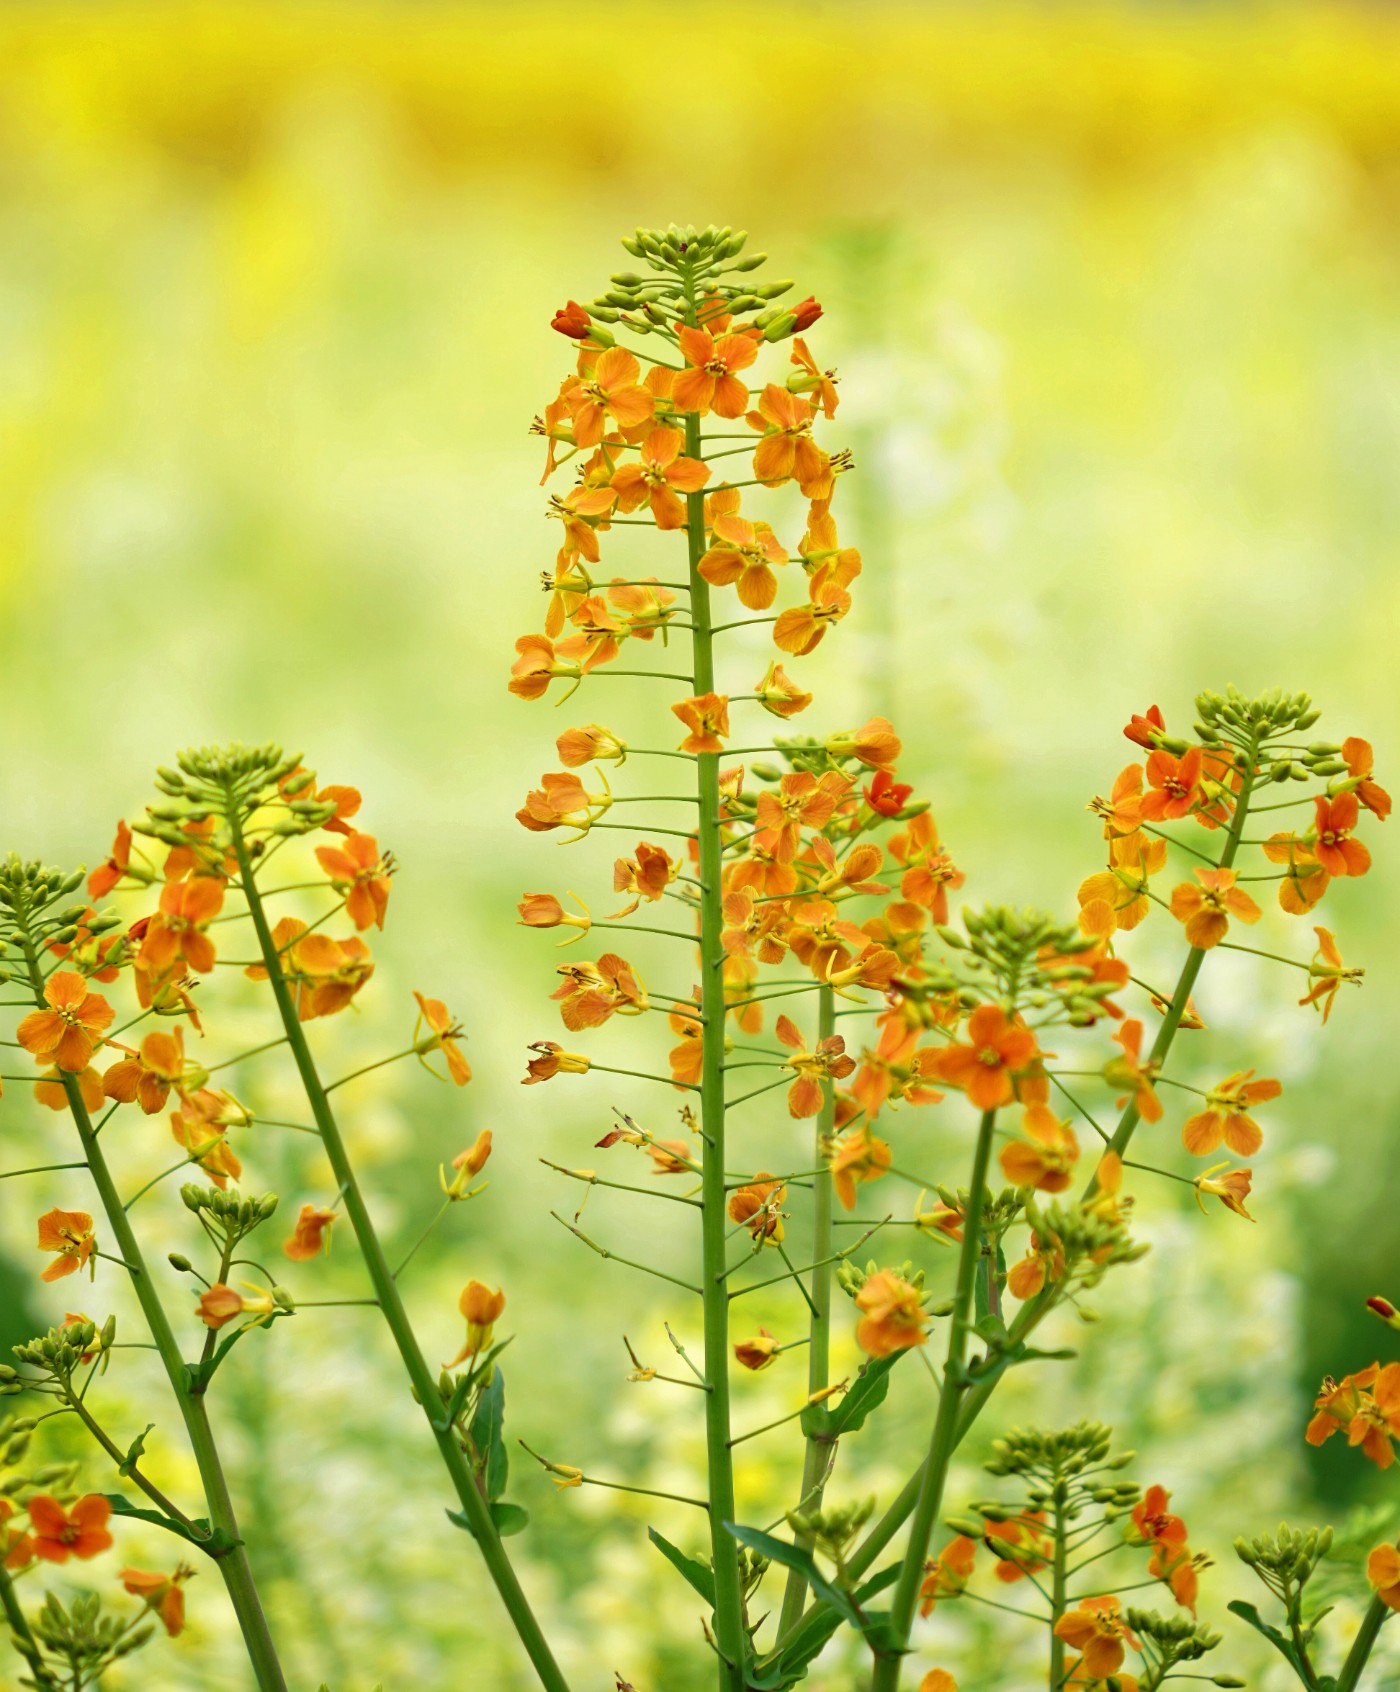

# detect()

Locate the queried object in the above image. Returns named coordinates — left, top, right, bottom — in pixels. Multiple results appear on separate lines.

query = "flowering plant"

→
left=0, top=223, right=1392, bottom=1692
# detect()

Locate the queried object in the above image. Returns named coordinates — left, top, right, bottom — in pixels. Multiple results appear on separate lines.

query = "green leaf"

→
left=750, top=1561, right=902, bottom=1688
left=1227, top=1599, right=1305, bottom=1674
left=490, top=1501, right=529, bottom=1537
left=470, top=1365, right=509, bottom=1501
left=800, top=1351, right=906, bottom=1441
left=648, top=1526, right=716, bottom=1606
left=724, top=1523, right=861, bottom=1631
left=102, top=1495, right=240, bottom=1557
left=117, top=1425, right=154, bottom=1479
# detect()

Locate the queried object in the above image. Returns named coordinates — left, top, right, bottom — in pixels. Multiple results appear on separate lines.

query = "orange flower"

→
left=889, top=812, right=963, bottom=924
left=556, top=723, right=627, bottom=767
left=139, top=877, right=224, bottom=976
left=121, top=1564, right=194, bottom=1637
left=1344, top=736, right=1391, bottom=820
left=1261, top=831, right=1328, bottom=913
left=550, top=299, right=592, bottom=339
left=279, top=928, right=375, bottom=1021
left=672, top=692, right=730, bottom=756
left=1169, top=866, right=1261, bottom=949
left=1140, top=747, right=1204, bottom=822
left=771, top=559, right=854, bottom=655
left=509, top=633, right=579, bottom=701
left=608, top=426, right=709, bottom=530
left=1130, top=1484, right=1198, bottom=1612
left=87, top=819, right=134, bottom=898
left=517, top=892, right=591, bottom=935
left=918, top=1675, right=956, bottom=1692
left=754, top=770, right=852, bottom=864
left=612, top=842, right=678, bottom=913
left=644, top=1138, right=694, bottom=1176
left=102, top=1028, right=189, bottom=1115
left=283, top=1204, right=337, bottom=1261
left=1104, top=1019, right=1162, bottom=1123
left=1366, top=1542, right=1400, bottom=1612
left=26, top=1495, right=112, bottom=1563
left=865, top=769, right=914, bottom=818
left=789, top=336, right=838, bottom=418
left=36, top=1207, right=96, bottom=1282
left=734, top=1328, right=780, bottom=1371
left=986, top=1512, right=1052, bottom=1583
left=1054, top=1595, right=1140, bottom=1680
left=1193, top=1163, right=1255, bottom=1220
left=855, top=1268, right=928, bottom=1358
left=442, top=1129, right=493, bottom=1198
left=551, top=953, right=648, bottom=1030
left=522, top=1041, right=591, bottom=1083
left=1312, top=792, right=1371, bottom=878
left=926, top=1004, right=1038, bottom=1112
left=412, top=992, right=472, bottom=1086
left=566, top=346, right=654, bottom=447
left=517, top=769, right=611, bottom=835
left=1298, top=926, right=1361, bottom=1023
left=728, top=1173, right=786, bottom=1243
left=776, top=1015, right=856, bottom=1118
left=1182, top=1070, right=1281, bottom=1156
left=315, top=832, right=391, bottom=932
left=829, top=1125, right=892, bottom=1211
left=33, top=1065, right=105, bottom=1113
left=17, top=971, right=115, bottom=1073
left=1000, top=1105, right=1080, bottom=1192
left=918, top=1535, right=976, bottom=1614
left=698, top=492, right=789, bottom=609
left=1007, top=1231, right=1063, bottom=1301
left=748, top=384, right=832, bottom=497
left=449, top=1280, right=505, bottom=1367
left=668, top=999, right=704, bottom=1088
left=196, top=1282, right=275, bottom=1330
left=673, top=325, right=759, bottom=418
left=1123, top=704, right=1166, bottom=749
left=1076, top=838, right=1166, bottom=936
left=1306, top=1362, right=1400, bottom=1467
left=171, top=1091, right=244, bottom=1188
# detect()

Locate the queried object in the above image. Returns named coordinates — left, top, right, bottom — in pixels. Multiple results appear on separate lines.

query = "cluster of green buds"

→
left=930, top=1182, right=1025, bottom=1240
left=596, top=225, right=798, bottom=338
left=180, top=1184, right=279, bottom=1250
left=786, top=1494, right=876, bottom=1560
left=1124, top=1608, right=1234, bottom=1680
left=736, top=1544, right=769, bottom=1604
left=835, top=1257, right=929, bottom=1302
left=13, top=1317, right=117, bottom=1388
left=27, top=1590, right=154, bottom=1688
left=977, top=1423, right=1140, bottom=1522
left=1235, top=1522, right=1334, bottom=1596
left=138, top=741, right=331, bottom=850
left=0, top=856, right=122, bottom=960
left=1023, top=1193, right=1150, bottom=1297
left=1192, top=685, right=1319, bottom=750
left=935, top=906, right=1101, bottom=1014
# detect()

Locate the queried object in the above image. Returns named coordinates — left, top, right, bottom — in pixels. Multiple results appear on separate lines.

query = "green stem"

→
left=14, top=933, right=287, bottom=1692
left=0, top=1559, right=57, bottom=1692
left=1336, top=1593, right=1391, bottom=1692
left=869, top=1108, right=998, bottom=1692
left=777, top=984, right=837, bottom=1639
left=685, top=388, right=747, bottom=1692
left=1049, top=1482, right=1069, bottom=1690
left=227, top=815, right=571, bottom=1692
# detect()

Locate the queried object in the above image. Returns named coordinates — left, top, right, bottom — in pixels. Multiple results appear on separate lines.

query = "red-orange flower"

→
left=1344, top=736, right=1391, bottom=820
left=609, top=426, right=710, bottom=529
left=829, top=1125, right=892, bottom=1211
left=283, top=1204, right=337, bottom=1261
left=17, top=972, right=115, bottom=1073
left=1123, top=704, right=1166, bottom=749
left=36, top=1207, right=96, bottom=1282
left=1130, top=1484, right=1197, bottom=1611
left=864, top=769, right=913, bottom=818
left=551, top=300, right=592, bottom=339
left=87, top=819, right=134, bottom=898
left=1181, top=1070, right=1281, bottom=1156
left=926, top=1004, right=1038, bottom=1112
left=121, top=1564, right=194, bottom=1637
left=1169, top=866, right=1261, bottom=949
left=1140, top=747, right=1204, bottom=821
left=139, top=877, right=224, bottom=975
left=1312, top=792, right=1371, bottom=878
left=673, top=325, right=759, bottom=418
left=25, top=1495, right=112, bottom=1563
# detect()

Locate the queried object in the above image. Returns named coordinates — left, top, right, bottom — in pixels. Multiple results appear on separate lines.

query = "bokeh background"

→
left=1, top=3, right=1398, bottom=1688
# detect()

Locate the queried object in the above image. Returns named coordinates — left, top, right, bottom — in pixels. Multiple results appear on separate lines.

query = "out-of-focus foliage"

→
left=0, top=5, right=1397, bottom=1688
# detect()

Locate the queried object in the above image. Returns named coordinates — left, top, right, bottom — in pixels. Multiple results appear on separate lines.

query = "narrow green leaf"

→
left=102, top=1495, right=239, bottom=1557
left=725, top=1523, right=861, bottom=1630
left=648, top=1525, right=716, bottom=1606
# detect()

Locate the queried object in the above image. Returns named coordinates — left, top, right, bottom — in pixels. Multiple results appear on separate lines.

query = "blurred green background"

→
left=1, top=3, right=1398, bottom=1687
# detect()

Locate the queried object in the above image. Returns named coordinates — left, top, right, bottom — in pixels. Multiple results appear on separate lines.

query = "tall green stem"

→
left=227, top=816, right=571, bottom=1692
left=14, top=934, right=288, bottom=1692
left=1336, top=1593, right=1391, bottom=1692
left=683, top=391, right=747, bottom=1692
left=776, top=984, right=837, bottom=1638
left=870, top=1108, right=998, bottom=1692
left=1048, top=1482, right=1068, bottom=1691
